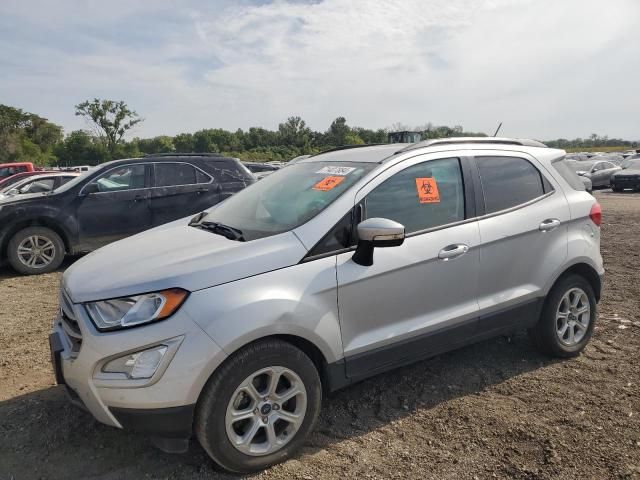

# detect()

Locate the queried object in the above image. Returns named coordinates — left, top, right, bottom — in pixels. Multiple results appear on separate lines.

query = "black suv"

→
left=0, top=154, right=254, bottom=275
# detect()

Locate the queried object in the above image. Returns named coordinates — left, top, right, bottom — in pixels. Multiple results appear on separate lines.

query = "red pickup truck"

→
left=0, top=162, right=36, bottom=181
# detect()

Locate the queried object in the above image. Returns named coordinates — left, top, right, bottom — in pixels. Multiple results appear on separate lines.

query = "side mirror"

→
left=82, top=183, right=100, bottom=195
left=576, top=170, right=588, bottom=177
left=352, top=218, right=405, bottom=266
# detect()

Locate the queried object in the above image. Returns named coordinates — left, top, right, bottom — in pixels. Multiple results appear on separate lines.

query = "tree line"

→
left=0, top=100, right=637, bottom=167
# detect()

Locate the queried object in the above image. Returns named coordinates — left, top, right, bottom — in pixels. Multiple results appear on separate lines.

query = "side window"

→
left=21, top=178, right=55, bottom=193
left=308, top=208, right=359, bottom=257
left=592, top=163, right=605, bottom=172
left=155, top=163, right=197, bottom=187
left=476, top=156, right=545, bottom=214
left=92, top=164, right=147, bottom=193
left=365, top=158, right=465, bottom=234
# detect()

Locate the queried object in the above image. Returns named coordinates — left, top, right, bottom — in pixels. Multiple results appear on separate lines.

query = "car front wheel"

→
left=195, top=339, right=322, bottom=473
left=7, top=227, right=65, bottom=275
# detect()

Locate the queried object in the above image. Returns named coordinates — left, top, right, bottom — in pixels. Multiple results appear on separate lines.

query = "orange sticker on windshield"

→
left=415, top=177, right=440, bottom=203
left=313, top=176, right=345, bottom=191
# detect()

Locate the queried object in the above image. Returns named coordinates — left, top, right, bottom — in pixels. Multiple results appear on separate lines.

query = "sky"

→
left=1, top=0, right=639, bottom=140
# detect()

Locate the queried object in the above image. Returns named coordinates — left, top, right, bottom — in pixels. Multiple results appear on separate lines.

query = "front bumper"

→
left=50, top=297, right=228, bottom=438
left=611, top=177, right=640, bottom=190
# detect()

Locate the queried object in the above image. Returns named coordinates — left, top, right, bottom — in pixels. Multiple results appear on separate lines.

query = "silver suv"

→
left=50, top=138, right=604, bottom=473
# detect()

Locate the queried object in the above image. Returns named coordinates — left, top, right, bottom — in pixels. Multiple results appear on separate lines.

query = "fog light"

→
left=103, top=345, right=168, bottom=379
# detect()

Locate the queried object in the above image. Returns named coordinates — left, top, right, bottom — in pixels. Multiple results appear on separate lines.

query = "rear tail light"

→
left=589, top=202, right=602, bottom=226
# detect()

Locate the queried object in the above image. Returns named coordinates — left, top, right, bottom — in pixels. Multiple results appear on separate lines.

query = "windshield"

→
left=201, top=161, right=376, bottom=241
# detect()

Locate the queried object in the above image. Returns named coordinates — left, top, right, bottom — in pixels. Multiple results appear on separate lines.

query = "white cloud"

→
left=1, top=0, right=639, bottom=139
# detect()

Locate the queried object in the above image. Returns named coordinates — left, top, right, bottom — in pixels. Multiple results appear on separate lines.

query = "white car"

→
left=51, top=138, right=603, bottom=472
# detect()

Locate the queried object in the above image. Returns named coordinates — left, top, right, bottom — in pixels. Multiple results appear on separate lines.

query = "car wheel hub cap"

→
left=556, top=287, right=591, bottom=346
left=225, top=366, right=307, bottom=457
left=17, top=235, right=55, bottom=269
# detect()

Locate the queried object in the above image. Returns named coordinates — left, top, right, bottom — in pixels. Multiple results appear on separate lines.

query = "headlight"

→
left=85, top=288, right=188, bottom=331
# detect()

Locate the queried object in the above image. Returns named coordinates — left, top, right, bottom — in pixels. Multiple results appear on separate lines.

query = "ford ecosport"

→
left=50, top=138, right=604, bottom=472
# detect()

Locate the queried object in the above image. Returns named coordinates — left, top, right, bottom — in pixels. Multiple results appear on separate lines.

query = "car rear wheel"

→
left=7, top=227, right=65, bottom=275
left=529, top=274, right=596, bottom=357
left=195, top=339, right=322, bottom=473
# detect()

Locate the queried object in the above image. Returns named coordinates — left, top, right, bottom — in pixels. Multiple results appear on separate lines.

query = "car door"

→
left=76, top=163, right=152, bottom=251
left=600, top=161, right=620, bottom=187
left=149, top=162, right=219, bottom=227
left=335, top=155, right=481, bottom=380
left=473, top=153, right=570, bottom=334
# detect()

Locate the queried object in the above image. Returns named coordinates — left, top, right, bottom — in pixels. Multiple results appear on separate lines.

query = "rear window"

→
left=155, top=163, right=201, bottom=187
left=476, top=156, right=547, bottom=214
left=552, top=158, right=586, bottom=191
left=211, top=161, right=254, bottom=183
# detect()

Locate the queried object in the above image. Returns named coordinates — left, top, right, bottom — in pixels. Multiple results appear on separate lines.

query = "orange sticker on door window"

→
left=313, top=176, right=345, bottom=191
left=415, top=177, right=440, bottom=203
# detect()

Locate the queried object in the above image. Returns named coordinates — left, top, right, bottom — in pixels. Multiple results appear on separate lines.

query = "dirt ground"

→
left=1, top=192, right=639, bottom=480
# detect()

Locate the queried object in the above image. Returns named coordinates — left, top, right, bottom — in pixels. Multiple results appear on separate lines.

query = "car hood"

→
left=63, top=220, right=308, bottom=303
left=614, top=168, right=640, bottom=176
left=0, top=191, right=51, bottom=205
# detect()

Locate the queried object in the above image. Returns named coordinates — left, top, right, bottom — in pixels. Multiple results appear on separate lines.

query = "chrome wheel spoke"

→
left=230, top=409, right=256, bottom=422
left=558, top=321, right=569, bottom=338
left=276, top=386, right=302, bottom=403
left=265, top=422, right=277, bottom=445
left=236, top=418, right=261, bottom=447
left=266, top=369, right=281, bottom=396
left=275, top=409, right=302, bottom=426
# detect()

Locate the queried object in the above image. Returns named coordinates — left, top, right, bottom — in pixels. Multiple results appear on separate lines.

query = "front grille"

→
left=60, top=290, right=82, bottom=355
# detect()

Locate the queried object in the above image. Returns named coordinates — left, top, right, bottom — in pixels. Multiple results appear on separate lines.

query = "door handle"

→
left=133, top=194, right=146, bottom=202
left=438, top=244, right=469, bottom=260
left=539, top=218, right=561, bottom=232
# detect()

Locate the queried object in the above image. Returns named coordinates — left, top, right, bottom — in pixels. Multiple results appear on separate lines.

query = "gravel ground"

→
left=0, top=191, right=639, bottom=480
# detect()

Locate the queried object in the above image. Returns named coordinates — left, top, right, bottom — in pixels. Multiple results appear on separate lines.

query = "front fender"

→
left=183, top=257, right=343, bottom=364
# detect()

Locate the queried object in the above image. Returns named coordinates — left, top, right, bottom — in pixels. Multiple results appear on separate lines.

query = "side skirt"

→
left=325, top=297, right=544, bottom=392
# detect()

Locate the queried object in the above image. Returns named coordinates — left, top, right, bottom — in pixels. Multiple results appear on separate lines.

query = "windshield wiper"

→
left=191, top=219, right=245, bottom=242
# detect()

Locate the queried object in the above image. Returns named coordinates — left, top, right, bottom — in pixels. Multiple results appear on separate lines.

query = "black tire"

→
left=7, top=227, right=65, bottom=275
left=195, top=339, right=322, bottom=473
left=612, top=186, right=623, bottom=192
left=529, top=274, right=597, bottom=358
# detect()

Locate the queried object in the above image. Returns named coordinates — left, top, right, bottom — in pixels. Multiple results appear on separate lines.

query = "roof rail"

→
left=396, top=137, right=548, bottom=153
left=311, top=144, right=386, bottom=156
left=143, top=152, right=224, bottom=158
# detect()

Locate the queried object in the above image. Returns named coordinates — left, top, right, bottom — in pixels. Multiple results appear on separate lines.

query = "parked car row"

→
left=0, top=154, right=254, bottom=274
left=564, top=151, right=640, bottom=190
left=611, top=158, right=640, bottom=192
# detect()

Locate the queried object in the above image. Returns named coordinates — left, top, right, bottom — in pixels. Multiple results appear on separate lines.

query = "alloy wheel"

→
left=17, top=235, right=56, bottom=269
left=225, top=366, right=307, bottom=456
left=556, top=287, right=591, bottom=346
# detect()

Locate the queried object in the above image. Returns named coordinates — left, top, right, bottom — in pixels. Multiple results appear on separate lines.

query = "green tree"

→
left=278, top=116, right=311, bottom=148
left=173, top=133, right=194, bottom=152
left=327, top=116, right=350, bottom=146
left=0, top=104, right=63, bottom=164
left=75, top=98, right=143, bottom=156
left=53, top=130, right=109, bottom=166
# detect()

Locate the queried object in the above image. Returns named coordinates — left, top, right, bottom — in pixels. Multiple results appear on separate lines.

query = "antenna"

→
left=493, top=122, right=502, bottom=137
